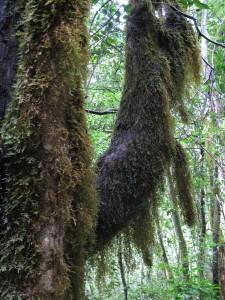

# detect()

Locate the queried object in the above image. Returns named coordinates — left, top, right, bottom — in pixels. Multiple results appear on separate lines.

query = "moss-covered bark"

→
left=0, top=0, right=20, bottom=119
left=96, top=0, right=200, bottom=250
left=0, top=0, right=96, bottom=299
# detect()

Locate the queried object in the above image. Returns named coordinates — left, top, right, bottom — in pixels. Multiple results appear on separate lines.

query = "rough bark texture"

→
left=0, top=0, right=19, bottom=119
left=0, top=0, right=96, bottom=299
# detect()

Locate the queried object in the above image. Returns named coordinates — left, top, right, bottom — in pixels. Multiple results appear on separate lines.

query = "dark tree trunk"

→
left=0, top=0, right=19, bottom=118
left=197, top=144, right=207, bottom=296
left=156, top=217, right=173, bottom=280
left=219, top=245, right=225, bottom=300
left=0, top=1, right=96, bottom=299
left=118, top=250, right=129, bottom=300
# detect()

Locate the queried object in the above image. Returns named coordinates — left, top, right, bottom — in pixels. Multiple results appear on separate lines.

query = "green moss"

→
left=160, top=7, right=201, bottom=122
left=173, top=142, right=196, bottom=227
left=0, top=0, right=96, bottom=299
left=96, top=0, right=199, bottom=265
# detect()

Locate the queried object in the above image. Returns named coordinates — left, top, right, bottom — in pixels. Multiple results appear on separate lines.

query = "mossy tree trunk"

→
left=0, top=0, right=96, bottom=299
left=0, top=0, right=19, bottom=119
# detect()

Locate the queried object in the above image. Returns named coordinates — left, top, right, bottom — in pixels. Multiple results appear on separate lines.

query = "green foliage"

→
left=178, top=0, right=209, bottom=9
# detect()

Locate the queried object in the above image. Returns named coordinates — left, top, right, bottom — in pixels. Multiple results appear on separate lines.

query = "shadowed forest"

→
left=0, top=0, right=224, bottom=299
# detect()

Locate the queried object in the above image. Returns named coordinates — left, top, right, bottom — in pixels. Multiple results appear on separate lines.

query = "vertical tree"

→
left=0, top=0, right=96, bottom=299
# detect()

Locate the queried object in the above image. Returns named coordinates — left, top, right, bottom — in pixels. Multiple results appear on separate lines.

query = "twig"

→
left=91, top=8, right=121, bottom=38
left=169, top=5, right=225, bottom=49
left=201, top=56, right=215, bottom=71
left=89, top=0, right=112, bottom=32
left=85, top=109, right=118, bottom=115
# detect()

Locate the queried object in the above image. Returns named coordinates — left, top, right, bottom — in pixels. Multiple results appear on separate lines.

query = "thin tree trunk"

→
left=212, top=167, right=221, bottom=287
left=156, top=217, right=173, bottom=280
left=200, top=3, right=222, bottom=296
left=197, top=145, right=207, bottom=300
left=118, top=250, right=128, bottom=300
left=198, top=187, right=207, bottom=274
left=219, top=245, right=225, bottom=300
left=198, top=6, right=208, bottom=290
left=0, top=0, right=20, bottom=118
left=168, top=170, right=190, bottom=280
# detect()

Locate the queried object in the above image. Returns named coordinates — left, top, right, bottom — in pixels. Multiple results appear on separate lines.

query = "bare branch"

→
left=85, top=108, right=118, bottom=115
left=201, top=56, right=215, bottom=71
left=89, top=0, right=113, bottom=32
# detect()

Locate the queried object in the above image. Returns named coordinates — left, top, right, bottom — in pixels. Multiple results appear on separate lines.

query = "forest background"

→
left=85, top=0, right=225, bottom=299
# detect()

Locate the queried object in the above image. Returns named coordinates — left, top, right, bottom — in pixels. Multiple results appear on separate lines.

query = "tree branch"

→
left=89, top=0, right=112, bottom=32
left=85, top=109, right=118, bottom=115
left=201, top=56, right=215, bottom=71
left=169, top=5, right=225, bottom=49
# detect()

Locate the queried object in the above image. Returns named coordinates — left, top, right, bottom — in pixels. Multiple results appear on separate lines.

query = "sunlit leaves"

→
left=178, top=0, right=209, bottom=9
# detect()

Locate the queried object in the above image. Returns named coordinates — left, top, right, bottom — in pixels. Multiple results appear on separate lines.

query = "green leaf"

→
left=193, top=0, right=209, bottom=9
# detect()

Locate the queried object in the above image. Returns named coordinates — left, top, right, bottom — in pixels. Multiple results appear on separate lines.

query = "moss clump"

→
left=173, top=141, right=196, bottom=227
left=160, top=6, right=201, bottom=121
left=96, top=0, right=200, bottom=253
left=0, top=0, right=96, bottom=299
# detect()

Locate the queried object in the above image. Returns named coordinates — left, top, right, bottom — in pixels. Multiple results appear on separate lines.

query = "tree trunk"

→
left=0, top=0, right=19, bottom=119
left=211, top=167, right=221, bottom=287
left=118, top=250, right=129, bottom=300
left=200, top=4, right=222, bottom=295
left=219, top=245, right=225, bottom=300
left=156, top=216, right=173, bottom=280
left=197, top=146, right=207, bottom=300
left=0, top=1, right=96, bottom=299
left=168, top=170, right=190, bottom=280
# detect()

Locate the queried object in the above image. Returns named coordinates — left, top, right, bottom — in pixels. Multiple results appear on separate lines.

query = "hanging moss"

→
left=96, top=0, right=200, bottom=253
left=0, top=0, right=96, bottom=299
left=172, top=141, right=196, bottom=227
left=131, top=197, right=158, bottom=267
left=160, top=6, right=201, bottom=122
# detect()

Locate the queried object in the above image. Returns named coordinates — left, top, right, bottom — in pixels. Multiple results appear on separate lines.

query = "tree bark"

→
left=168, top=170, right=190, bottom=280
left=211, top=167, right=221, bottom=287
left=0, top=0, right=20, bottom=118
left=0, top=1, right=96, bottom=299
left=156, top=217, right=173, bottom=281
left=197, top=146, right=207, bottom=298
left=219, top=245, right=225, bottom=300
left=118, top=250, right=129, bottom=300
